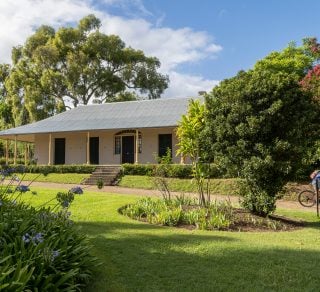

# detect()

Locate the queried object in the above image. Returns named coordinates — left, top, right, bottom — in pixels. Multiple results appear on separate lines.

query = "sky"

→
left=0, top=0, right=319, bottom=98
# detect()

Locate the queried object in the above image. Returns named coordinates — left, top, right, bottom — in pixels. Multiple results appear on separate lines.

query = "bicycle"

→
left=298, top=189, right=320, bottom=207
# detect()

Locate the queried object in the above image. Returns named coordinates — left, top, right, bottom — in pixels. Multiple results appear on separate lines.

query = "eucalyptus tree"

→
left=6, top=14, right=169, bottom=124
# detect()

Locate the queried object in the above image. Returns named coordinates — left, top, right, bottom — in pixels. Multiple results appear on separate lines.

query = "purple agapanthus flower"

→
left=62, top=201, right=70, bottom=208
left=22, top=232, right=44, bottom=245
left=51, top=250, right=60, bottom=261
left=16, top=185, right=30, bottom=193
left=33, top=233, right=44, bottom=244
left=69, top=186, right=83, bottom=195
left=22, top=233, right=31, bottom=243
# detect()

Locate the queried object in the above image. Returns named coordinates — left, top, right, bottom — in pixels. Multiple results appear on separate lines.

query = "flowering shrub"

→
left=70, top=186, right=84, bottom=195
left=16, top=185, right=30, bottom=193
left=0, top=166, right=96, bottom=290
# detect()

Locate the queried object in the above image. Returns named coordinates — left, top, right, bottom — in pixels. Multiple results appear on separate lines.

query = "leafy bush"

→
left=122, top=164, right=155, bottom=176
left=0, top=170, right=95, bottom=290
left=122, top=164, right=222, bottom=178
left=15, top=165, right=96, bottom=174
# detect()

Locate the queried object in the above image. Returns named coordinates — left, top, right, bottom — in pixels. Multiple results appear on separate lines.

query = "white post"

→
left=135, top=129, right=139, bottom=164
left=86, top=132, right=90, bottom=164
left=14, top=135, right=17, bottom=165
left=5, top=139, right=9, bottom=165
left=24, top=143, right=27, bottom=166
left=48, top=134, right=52, bottom=165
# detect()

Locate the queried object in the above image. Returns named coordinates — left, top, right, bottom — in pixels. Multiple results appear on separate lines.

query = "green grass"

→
left=15, top=173, right=90, bottom=184
left=119, top=175, right=239, bottom=195
left=17, top=186, right=320, bottom=291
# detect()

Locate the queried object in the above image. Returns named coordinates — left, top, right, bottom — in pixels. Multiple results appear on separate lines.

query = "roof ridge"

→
left=77, top=96, right=194, bottom=107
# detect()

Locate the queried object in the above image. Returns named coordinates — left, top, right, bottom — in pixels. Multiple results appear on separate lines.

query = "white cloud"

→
left=0, top=0, right=98, bottom=63
left=100, top=16, right=222, bottom=71
left=163, top=72, right=219, bottom=98
left=0, top=0, right=221, bottom=97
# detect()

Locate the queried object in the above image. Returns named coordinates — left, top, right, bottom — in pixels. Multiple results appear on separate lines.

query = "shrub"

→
left=19, top=165, right=96, bottom=174
left=121, top=164, right=154, bottom=176
left=0, top=198, right=95, bottom=290
left=0, top=168, right=96, bottom=290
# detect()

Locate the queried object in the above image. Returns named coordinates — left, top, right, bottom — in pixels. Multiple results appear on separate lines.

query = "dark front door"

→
left=90, top=137, right=99, bottom=164
left=54, top=138, right=65, bottom=165
left=158, top=134, right=172, bottom=158
left=122, top=136, right=134, bottom=164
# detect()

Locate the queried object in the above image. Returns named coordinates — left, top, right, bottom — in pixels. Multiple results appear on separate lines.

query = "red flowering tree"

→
left=300, top=38, right=320, bottom=101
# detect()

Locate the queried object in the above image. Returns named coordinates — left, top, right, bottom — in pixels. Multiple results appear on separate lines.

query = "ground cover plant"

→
left=0, top=170, right=95, bottom=291
left=119, top=197, right=302, bottom=232
left=18, top=187, right=320, bottom=291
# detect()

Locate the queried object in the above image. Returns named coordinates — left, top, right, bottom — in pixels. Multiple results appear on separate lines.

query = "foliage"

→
left=254, top=43, right=313, bottom=79
left=122, top=163, right=155, bottom=176
left=121, top=163, right=222, bottom=178
left=177, top=99, right=211, bottom=206
left=300, top=64, right=320, bottom=101
left=299, top=38, right=320, bottom=103
left=20, top=164, right=96, bottom=174
left=152, top=149, right=173, bottom=201
left=204, top=60, right=320, bottom=215
left=119, top=197, right=233, bottom=230
left=4, top=14, right=169, bottom=125
left=96, top=178, right=104, bottom=189
left=0, top=169, right=95, bottom=290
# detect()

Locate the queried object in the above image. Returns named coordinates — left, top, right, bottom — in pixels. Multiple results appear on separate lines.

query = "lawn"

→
left=15, top=173, right=90, bottom=184
left=118, top=175, right=239, bottom=195
left=20, top=186, right=320, bottom=291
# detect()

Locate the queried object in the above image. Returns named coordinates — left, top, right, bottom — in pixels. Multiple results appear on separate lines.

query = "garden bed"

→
left=119, top=198, right=304, bottom=232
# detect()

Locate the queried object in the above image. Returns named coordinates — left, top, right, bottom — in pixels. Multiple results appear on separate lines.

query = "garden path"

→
left=23, top=181, right=317, bottom=213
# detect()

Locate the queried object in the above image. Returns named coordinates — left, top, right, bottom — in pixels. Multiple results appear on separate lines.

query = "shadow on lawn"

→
left=79, top=220, right=320, bottom=292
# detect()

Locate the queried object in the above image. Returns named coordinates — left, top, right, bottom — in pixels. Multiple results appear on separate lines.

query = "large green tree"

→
left=204, top=45, right=320, bottom=216
left=0, top=64, right=14, bottom=128
left=5, top=14, right=169, bottom=124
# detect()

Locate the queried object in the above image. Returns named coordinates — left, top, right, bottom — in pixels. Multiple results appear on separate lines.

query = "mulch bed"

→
left=227, top=209, right=304, bottom=232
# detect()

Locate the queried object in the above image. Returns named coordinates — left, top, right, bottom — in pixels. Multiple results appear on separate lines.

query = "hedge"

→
left=4, top=164, right=96, bottom=174
left=121, top=163, right=223, bottom=178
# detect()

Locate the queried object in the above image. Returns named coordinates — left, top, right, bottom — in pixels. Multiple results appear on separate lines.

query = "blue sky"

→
left=141, top=0, right=319, bottom=80
left=0, top=0, right=319, bottom=98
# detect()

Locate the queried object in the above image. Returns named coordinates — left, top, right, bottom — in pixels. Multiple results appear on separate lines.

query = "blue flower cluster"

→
left=51, top=250, right=60, bottom=261
left=22, top=232, right=44, bottom=245
left=69, top=186, right=83, bottom=195
left=16, top=185, right=30, bottom=193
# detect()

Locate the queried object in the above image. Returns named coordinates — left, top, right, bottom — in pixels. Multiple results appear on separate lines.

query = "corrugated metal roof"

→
left=0, top=97, right=198, bottom=136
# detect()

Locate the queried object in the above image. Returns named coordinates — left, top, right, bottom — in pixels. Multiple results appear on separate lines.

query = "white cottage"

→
left=0, top=97, right=197, bottom=165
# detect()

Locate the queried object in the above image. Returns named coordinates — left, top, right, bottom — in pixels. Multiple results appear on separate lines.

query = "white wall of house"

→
left=34, top=127, right=181, bottom=165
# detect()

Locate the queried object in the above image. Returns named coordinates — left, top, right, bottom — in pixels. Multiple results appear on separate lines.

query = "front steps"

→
left=82, top=165, right=121, bottom=186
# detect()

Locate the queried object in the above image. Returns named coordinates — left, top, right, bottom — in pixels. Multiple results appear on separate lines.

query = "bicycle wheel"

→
left=298, top=190, right=316, bottom=207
